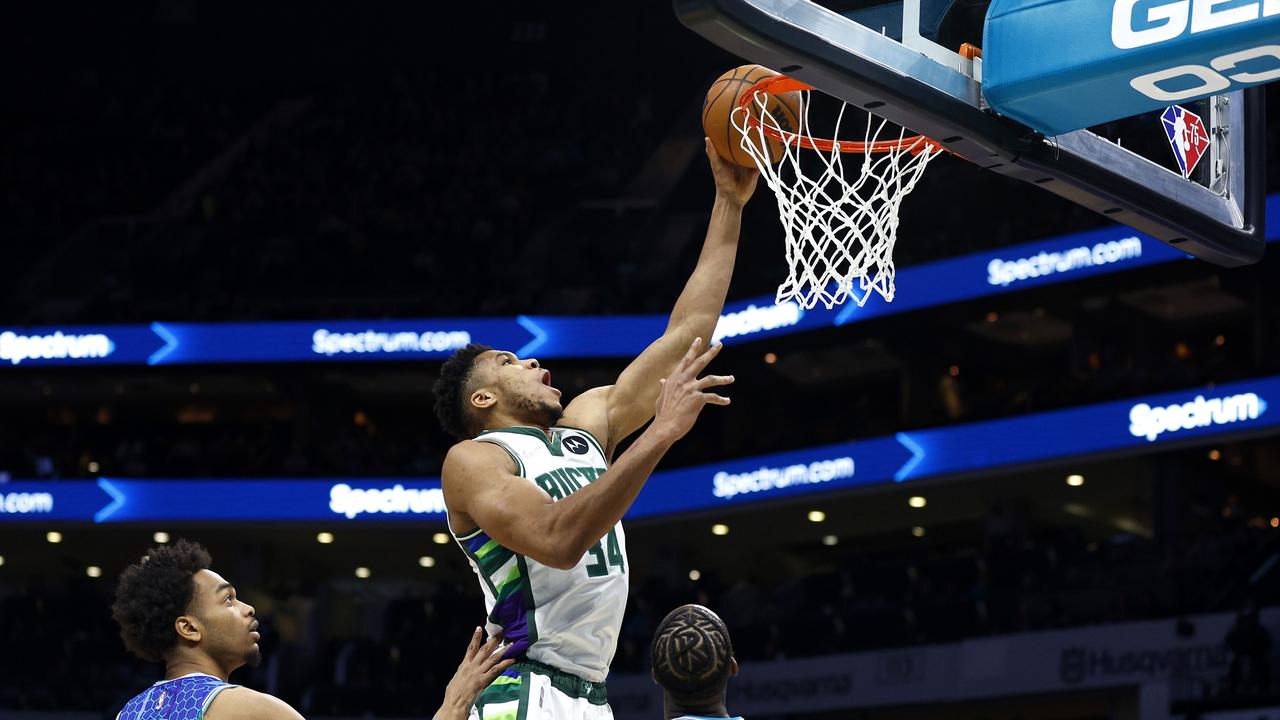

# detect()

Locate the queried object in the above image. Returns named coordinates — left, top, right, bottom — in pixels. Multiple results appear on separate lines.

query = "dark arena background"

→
left=3, top=2, right=1280, bottom=719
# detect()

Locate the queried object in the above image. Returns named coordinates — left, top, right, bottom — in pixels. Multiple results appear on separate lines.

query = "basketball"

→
left=702, top=64, right=802, bottom=168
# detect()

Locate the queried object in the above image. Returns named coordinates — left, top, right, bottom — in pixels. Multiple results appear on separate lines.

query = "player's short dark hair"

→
left=650, top=604, right=735, bottom=707
left=111, top=539, right=212, bottom=663
left=433, top=343, right=493, bottom=440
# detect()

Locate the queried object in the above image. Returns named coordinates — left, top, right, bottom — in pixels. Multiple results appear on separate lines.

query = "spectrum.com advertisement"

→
left=3, top=375, right=1276, bottom=524
left=3, top=195, right=1275, bottom=368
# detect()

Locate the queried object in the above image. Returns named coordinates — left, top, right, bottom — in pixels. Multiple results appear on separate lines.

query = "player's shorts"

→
left=470, top=658, right=612, bottom=720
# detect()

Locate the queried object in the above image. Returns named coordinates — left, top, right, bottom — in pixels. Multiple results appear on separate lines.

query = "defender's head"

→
left=650, top=604, right=738, bottom=711
left=111, top=539, right=260, bottom=673
left=433, top=343, right=563, bottom=439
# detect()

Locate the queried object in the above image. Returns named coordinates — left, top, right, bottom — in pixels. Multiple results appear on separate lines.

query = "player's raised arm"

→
left=444, top=338, right=730, bottom=569
left=563, top=139, right=757, bottom=456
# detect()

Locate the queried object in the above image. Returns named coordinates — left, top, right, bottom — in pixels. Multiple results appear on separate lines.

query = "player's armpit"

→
left=442, top=441, right=583, bottom=570
left=206, top=686, right=306, bottom=720
left=559, top=385, right=611, bottom=455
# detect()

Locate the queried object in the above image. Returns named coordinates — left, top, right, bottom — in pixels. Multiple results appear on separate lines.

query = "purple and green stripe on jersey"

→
left=462, top=530, right=536, bottom=658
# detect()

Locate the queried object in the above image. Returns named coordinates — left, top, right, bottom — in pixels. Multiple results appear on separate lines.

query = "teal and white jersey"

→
left=454, top=425, right=628, bottom=684
left=116, top=673, right=236, bottom=720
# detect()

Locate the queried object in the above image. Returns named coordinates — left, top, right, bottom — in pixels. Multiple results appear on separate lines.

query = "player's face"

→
left=475, top=350, right=563, bottom=427
left=190, top=569, right=261, bottom=671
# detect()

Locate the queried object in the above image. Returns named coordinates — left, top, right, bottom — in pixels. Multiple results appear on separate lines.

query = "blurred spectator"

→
left=1226, top=597, right=1273, bottom=694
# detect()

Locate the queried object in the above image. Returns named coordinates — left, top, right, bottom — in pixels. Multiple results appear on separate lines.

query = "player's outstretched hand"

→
left=705, top=137, right=759, bottom=207
left=435, top=627, right=515, bottom=720
left=653, top=337, right=734, bottom=442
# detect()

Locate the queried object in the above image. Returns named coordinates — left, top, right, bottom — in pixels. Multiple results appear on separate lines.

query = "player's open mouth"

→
left=541, top=370, right=561, bottom=396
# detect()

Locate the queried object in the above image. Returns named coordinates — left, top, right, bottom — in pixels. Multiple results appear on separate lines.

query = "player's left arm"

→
left=562, top=139, right=757, bottom=457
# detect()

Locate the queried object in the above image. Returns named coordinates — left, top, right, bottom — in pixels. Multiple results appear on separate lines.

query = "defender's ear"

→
left=175, top=614, right=203, bottom=644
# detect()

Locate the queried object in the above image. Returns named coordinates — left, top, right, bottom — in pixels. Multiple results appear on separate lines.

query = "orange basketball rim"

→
left=735, top=74, right=945, bottom=157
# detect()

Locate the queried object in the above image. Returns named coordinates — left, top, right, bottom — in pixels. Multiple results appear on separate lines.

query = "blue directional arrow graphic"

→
left=894, top=433, right=926, bottom=482
left=516, top=316, right=548, bottom=357
left=834, top=300, right=861, bottom=327
left=148, top=322, right=181, bottom=365
left=94, top=479, right=127, bottom=522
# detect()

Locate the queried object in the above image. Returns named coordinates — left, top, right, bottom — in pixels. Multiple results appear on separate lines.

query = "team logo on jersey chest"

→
left=563, top=435, right=590, bottom=455
left=534, top=466, right=606, bottom=500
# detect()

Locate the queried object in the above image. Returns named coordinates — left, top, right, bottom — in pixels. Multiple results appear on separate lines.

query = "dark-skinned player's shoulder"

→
left=443, top=439, right=518, bottom=477
left=206, top=686, right=305, bottom=720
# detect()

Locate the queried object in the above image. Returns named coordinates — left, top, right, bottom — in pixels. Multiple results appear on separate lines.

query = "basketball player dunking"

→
left=431, top=139, right=757, bottom=720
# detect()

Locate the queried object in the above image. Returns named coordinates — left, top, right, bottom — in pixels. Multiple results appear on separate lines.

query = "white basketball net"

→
left=733, top=88, right=942, bottom=310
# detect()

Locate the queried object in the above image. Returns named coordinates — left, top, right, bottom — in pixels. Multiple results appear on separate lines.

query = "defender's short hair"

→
left=650, top=604, right=735, bottom=704
left=433, top=343, right=494, bottom=440
left=111, top=539, right=212, bottom=662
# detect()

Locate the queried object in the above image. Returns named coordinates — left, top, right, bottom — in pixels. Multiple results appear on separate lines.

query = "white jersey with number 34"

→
left=453, top=425, right=628, bottom=683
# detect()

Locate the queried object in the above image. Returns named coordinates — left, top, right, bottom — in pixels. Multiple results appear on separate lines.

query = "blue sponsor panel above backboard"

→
left=675, top=0, right=1268, bottom=268
left=983, top=0, right=1280, bottom=136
